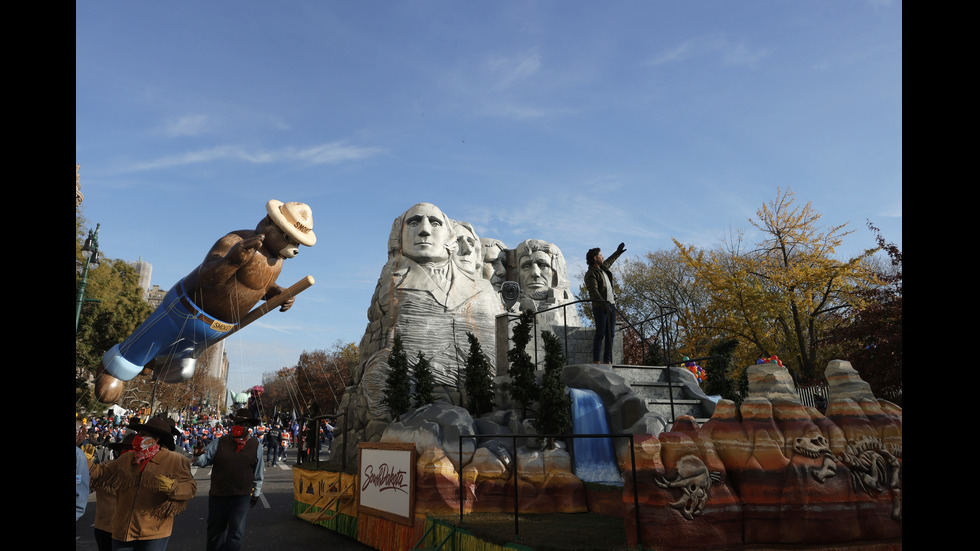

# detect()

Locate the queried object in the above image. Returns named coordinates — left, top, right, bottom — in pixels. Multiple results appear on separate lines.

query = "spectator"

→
left=87, top=416, right=197, bottom=550
left=77, top=420, right=90, bottom=522
left=193, top=408, right=264, bottom=551
left=324, top=419, right=335, bottom=454
left=92, top=433, right=136, bottom=551
left=265, top=423, right=283, bottom=467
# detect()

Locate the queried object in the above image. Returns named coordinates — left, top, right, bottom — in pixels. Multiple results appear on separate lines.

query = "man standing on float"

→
left=584, top=242, right=626, bottom=364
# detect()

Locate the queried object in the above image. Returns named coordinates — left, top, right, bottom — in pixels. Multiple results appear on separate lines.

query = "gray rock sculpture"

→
left=479, top=237, right=508, bottom=291
left=381, top=402, right=478, bottom=470
left=747, top=360, right=803, bottom=403
left=353, top=203, right=504, bottom=419
left=824, top=359, right=879, bottom=402
left=331, top=203, right=591, bottom=469
left=561, top=363, right=666, bottom=436
left=451, top=220, right=484, bottom=278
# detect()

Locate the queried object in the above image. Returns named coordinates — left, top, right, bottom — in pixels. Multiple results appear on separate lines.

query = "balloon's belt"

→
left=176, top=281, right=236, bottom=333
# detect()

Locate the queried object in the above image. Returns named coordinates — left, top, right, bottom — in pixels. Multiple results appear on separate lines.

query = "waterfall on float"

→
left=569, top=388, right=624, bottom=485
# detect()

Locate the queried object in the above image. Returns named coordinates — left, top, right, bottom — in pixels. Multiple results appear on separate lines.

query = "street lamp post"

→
left=76, top=223, right=102, bottom=334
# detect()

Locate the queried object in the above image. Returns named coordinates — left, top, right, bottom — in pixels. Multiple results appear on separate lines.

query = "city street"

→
left=76, top=454, right=374, bottom=551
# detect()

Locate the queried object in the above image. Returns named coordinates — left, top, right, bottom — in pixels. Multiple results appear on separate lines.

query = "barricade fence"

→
left=797, top=384, right=829, bottom=409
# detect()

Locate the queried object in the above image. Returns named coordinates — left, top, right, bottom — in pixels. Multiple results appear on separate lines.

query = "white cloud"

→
left=721, top=40, right=772, bottom=67
left=646, top=40, right=697, bottom=66
left=475, top=101, right=559, bottom=120
left=878, top=203, right=902, bottom=218
left=646, top=35, right=771, bottom=68
left=292, top=142, right=387, bottom=164
left=117, top=141, right=385, bottom=172
left=440, top=49, right=560, bottom=121
left=162, top=114, right=211, bottom=137
left=485, top=50, right=542, bottom=90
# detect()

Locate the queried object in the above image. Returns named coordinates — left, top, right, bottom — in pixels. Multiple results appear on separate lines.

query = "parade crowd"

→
left=79, top=407, right=336, bottom=466
left=77, top=406, right=336, bottom=551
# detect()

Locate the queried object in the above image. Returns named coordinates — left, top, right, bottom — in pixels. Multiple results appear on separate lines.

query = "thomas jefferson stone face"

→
left=519, top=249, right=554, bottom=300
left=454, top=224, right=482, bottom=276
left=401, top=203, right=453, bottom=263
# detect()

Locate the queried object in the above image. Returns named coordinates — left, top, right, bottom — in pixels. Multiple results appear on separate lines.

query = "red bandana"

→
left=230, top=425, right=249, bottom=453
left=132, top=435, right=161, bottom=471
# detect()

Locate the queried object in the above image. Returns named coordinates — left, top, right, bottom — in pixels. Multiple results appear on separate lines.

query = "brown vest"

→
left=210, top=435, right=259, bottom=496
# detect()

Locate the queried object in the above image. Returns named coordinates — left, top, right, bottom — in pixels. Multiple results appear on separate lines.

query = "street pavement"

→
left=76, top=452, right=375, bottom=550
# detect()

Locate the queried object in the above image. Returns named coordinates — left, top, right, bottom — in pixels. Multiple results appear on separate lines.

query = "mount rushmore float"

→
left=309, top=202, right=901, bottom=550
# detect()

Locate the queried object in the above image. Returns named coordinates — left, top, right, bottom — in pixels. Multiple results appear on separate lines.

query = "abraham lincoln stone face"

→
left=517, top=239, right=555, bottom=300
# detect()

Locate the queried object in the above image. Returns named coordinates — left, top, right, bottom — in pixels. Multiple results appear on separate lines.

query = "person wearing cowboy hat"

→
left=193, top=408, right=265, bottom=551
left=96, top=200, right=317, bottom=405
left=92, top=432, right=136, bottom=551
left=86, top=417, right=197, bottom=550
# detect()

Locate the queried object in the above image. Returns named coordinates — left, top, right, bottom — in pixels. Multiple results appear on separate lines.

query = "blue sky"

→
left=76, top=1, right=902, bottom=393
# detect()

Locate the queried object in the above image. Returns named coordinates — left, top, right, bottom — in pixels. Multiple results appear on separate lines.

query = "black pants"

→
left=593, top=305, right=616, bottom=363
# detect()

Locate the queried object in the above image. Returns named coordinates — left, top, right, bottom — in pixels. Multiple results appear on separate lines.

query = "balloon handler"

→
left=96, top=200, right=317, bottom=404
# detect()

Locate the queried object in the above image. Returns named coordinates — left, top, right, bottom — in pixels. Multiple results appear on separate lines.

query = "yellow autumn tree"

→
left=674, top=188, right=879, bottom=383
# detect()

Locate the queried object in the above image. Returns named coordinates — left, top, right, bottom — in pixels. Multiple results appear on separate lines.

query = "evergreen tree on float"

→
left=507, top=310, right=539, bottom=418
left=381, top=333, right=412, bottom=419
left=412, top=350, right=435, bottom=408
left=535, top=330, right=572, bottom=449
left=464, top=331, right=496, bottom=417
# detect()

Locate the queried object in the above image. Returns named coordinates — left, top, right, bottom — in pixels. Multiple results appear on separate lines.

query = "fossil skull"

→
left=793, top=431, right=837, bottom=483
left=655, top=455, right=722, bottom=520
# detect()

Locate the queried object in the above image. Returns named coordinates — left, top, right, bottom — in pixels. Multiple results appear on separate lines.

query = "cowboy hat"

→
left=128, top=417, right=179, bottom=450
left=107, top=432, right=137, bottom=454
left=266, top=200, right=316, bottom=247
left=231, top=408, right=260, bottom=427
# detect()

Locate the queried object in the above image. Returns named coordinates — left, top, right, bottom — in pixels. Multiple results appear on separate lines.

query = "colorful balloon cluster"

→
left=682, top=356, right=707, bottom=383
left=757, top=355, right=784, bottom=367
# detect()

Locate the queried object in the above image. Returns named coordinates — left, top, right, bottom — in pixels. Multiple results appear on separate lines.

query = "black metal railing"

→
left=457, top=432, right=643, bottom=548
left=509, top=298, right=692, bottom=424
left=507, top=298, right=679, bottom=368
left=663, top=354, right=722, bottom=423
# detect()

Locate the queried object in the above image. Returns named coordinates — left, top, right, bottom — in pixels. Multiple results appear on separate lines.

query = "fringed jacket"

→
left=89, top=448, right=197, bottom=542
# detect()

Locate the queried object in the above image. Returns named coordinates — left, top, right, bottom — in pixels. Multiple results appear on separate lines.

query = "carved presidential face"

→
left=519, top=249, right=554, bottom=299
left=453, top=224, right=483, bottom=275
left=481, top=239, right=507, bottom=282
left=401, top=203, right=453, bottom=263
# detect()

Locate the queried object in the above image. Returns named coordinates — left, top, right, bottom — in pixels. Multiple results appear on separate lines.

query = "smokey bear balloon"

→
left=96, top=200, right=317, bottom=404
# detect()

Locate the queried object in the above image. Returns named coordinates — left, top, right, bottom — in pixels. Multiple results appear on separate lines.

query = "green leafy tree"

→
left=535, top=331, right=572, bottom=448
left=381, top=334, right=412, bottom=419
left=464, top=332, right=496, bottom=416
left=507, top=311, right=539, bottom=418
left=412, top=351, right=435, bottom=408
left=76, top=214, right=154, bottom=414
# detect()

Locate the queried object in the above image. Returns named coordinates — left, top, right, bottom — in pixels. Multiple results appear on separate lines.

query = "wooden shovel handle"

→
left=224, top=275, right=315, bottom=338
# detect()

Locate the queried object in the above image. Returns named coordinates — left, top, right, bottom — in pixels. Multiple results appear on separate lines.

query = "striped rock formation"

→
left=623, top=359, right=901, bottom=550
